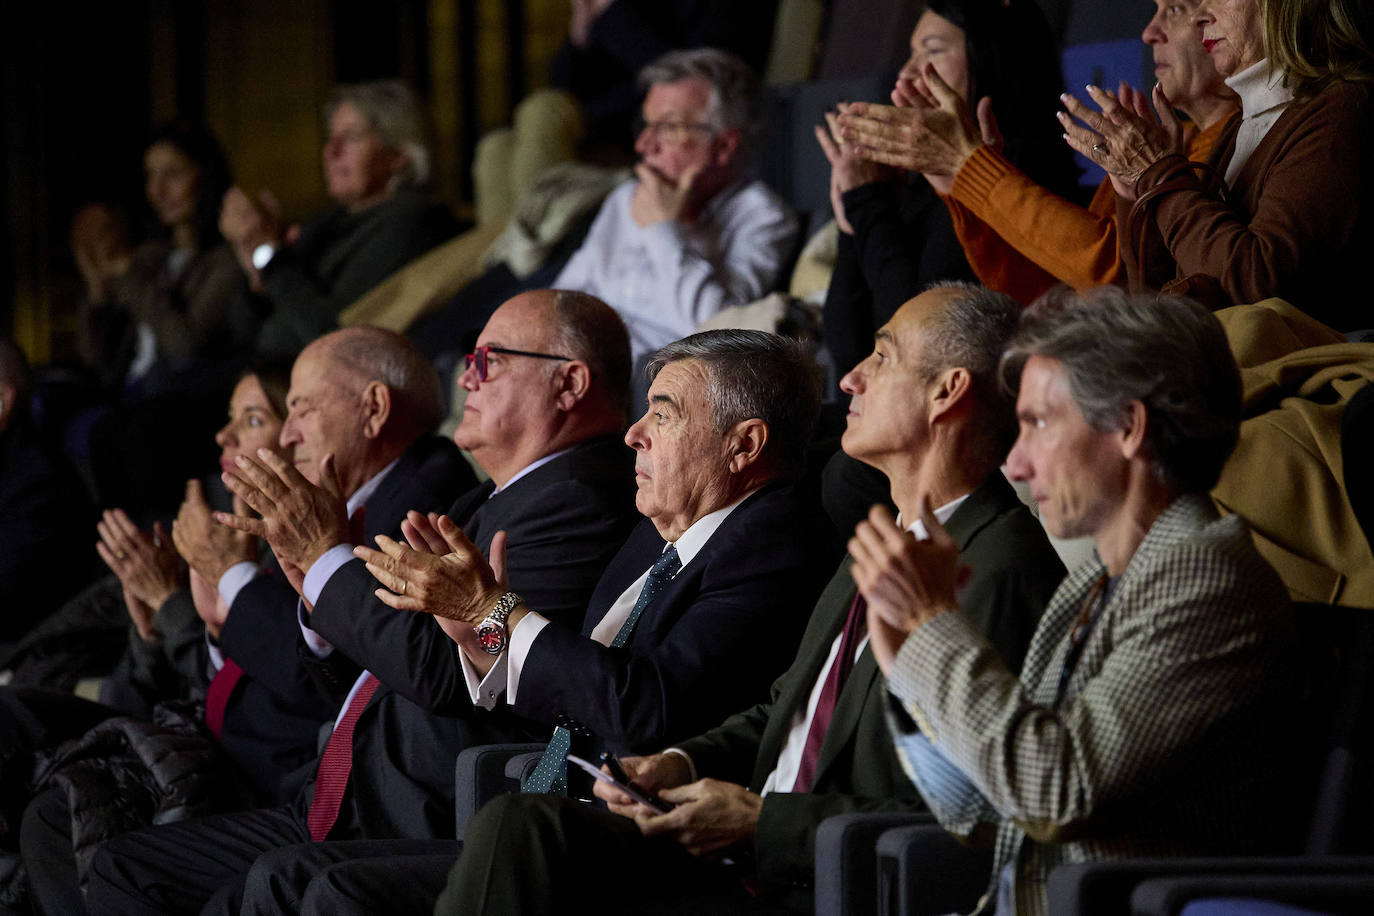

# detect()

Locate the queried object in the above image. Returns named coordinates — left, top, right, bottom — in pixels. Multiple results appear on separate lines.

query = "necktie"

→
left=307, top=673, right=381, bottom=841
left=791, top=592, right=867, bottom=793
left=203, top=658, right=244, bottom=740
left=522, top=544, right=683, bottom=795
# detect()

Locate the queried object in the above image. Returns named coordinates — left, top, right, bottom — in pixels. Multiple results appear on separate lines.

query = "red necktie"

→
left=203, top=658, right=244, bottom=741
left=791, top=593, right=867, bottom=793
left=307, top=673, right=381, bottom=841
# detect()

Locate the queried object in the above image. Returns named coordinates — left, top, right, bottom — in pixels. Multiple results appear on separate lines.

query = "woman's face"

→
left=216, top=375, right=287, bottom=473
left=899, top=10, right=971, bottom=99
left=322, top=101, right=404, bottom=210
left=1196, top=0, right=1266, bottom=77
left=144, top=141, right=201, bottom=230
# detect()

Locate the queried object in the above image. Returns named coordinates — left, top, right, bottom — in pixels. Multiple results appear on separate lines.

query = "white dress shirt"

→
left=460, top=491, right=756, bottom=710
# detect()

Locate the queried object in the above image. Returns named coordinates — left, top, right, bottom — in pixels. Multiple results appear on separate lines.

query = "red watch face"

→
left=476, top=624, right=505, bottom=653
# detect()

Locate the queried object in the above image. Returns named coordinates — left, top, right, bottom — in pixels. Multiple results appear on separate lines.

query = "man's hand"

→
left=188, top=568, right=230, bottom=639
left=172, top=481, right=257, bottom=585
left=634, top=779, right=763, bottom=858
left=569, top=0, right=615, bottom=46
left=353, top=512, right=506, bottom=625
left=97, top=510, right=181, bottom=620
left=220, top=186, right=285, bottom=291
left=216, top=449, right=350, bottom=575
left=849, top=501, right=967, bottom=676
left=593, top=752, right=693, bottom=816
left=813, top=110, right=896, bottom=234
left=630, top=163, right=701, bottom=227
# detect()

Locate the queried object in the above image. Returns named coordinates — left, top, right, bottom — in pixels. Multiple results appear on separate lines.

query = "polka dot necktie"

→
left=521, top=544, right=682, bottom=794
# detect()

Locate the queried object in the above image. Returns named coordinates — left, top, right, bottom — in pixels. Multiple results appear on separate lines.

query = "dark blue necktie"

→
left=522, top=544, right=683, bottom=794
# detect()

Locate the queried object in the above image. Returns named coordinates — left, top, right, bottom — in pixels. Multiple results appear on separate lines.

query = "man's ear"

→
left=712, top=128, right=742, bottom=168
left=554, top=360, right=593, bottom=412
left=725, top=418, right=769, bottom=474
left=927, top=367, right=972, bottom=425
left=1118, top=399, right=1149, bottom=460
left=359, top=381, right=393, bottom=439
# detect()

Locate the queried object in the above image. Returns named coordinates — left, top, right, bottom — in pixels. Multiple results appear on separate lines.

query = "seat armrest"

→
left=1049, top=856, right=1374, bottom=915
left=452, top=742, right=546, bottom=840
left=875, top=823, right=990, bottom=916
left=814, top=812, right=935, bottom=916
left=1131, top=865, right=1374, bottom=916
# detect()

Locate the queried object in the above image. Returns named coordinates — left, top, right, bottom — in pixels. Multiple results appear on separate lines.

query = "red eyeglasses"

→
left=463, top=345, right=572, bottom=382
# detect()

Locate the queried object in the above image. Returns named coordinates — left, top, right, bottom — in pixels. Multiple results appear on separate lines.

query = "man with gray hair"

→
left=855, top=288, right=1300, bottom=915
left=220, top=79, right=459, bottom=357
left=333, top=283, right=1064, bottom=915
left=222, top=328, right=842, bottom=913
left=554, top=48, right=799, bottom=361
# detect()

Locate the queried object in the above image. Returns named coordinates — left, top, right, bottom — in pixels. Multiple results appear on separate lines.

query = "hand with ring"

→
left=1057, top=81, right=1184, bottom=201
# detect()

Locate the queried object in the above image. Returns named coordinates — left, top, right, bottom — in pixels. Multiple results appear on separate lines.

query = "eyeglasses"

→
left=634, top=118, right=716, bottom=145
left=463, top=345, right=572, bottom=382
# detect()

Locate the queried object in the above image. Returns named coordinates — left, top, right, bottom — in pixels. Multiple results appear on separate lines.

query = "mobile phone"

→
left=565, top=752, right=673, bottom=813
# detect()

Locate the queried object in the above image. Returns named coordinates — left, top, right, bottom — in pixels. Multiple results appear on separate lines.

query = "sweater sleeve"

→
left=946, top=145, right=1121, bottom=301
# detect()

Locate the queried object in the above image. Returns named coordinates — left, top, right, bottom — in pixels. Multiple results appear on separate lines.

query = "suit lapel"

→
left=750, top=560, right=859, bottom=789
left=805, top=476, right=1026, bottom=786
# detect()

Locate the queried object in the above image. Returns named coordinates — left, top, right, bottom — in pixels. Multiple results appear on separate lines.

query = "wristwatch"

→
left=475, top=591, right=523, bottom=655
left=251, top=242, right=277, bottom=270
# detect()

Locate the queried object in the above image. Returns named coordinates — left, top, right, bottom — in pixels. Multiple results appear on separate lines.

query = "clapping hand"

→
left=215, top=449, right=350, bottom=576
left=849, top=501, right=968, bottom=676
left=97, top=509, right=181, bottom=641
left=1058, top=82, right=1183, bottom=200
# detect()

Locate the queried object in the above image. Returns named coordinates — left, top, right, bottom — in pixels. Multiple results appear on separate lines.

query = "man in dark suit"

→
left=85, top=292, right=640, bottom=915
left=200, top=327, right=840, bottom=915
left=292, top=283, right=1065, bottom=914
left=20, top=327, right=476, bottom=914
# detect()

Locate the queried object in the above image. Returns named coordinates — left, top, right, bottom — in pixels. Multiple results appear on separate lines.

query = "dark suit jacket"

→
left=675, top=472, right=1065, bottom=892
left=514, top=481, right=842, bottom=756
left=299, top=434, right=639, bottom=840
left=215, top=435, right=476, bottom=801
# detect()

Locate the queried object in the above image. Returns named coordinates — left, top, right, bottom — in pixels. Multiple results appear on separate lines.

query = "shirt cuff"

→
left=304, top=544, right=356, bottom=607
left=661, top=747, right=698, bottom=783
left=461, top=650, right=508, bottom=710
left=298, top=600, right=334, bottom=658
left=506, top=612, right=551, bottom=704
left=217, top=562, right=260, bottom=609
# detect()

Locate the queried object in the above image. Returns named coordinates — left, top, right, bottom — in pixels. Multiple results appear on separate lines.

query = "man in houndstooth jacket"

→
left=851, top=287, right=1300, bottom=916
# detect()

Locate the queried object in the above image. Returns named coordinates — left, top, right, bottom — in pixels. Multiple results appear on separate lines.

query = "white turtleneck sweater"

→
left=1222, top=58, right=1297, bottom=184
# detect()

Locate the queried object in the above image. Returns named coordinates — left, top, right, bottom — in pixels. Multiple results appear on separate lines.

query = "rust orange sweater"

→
left=942, top=116, right=1233, bottom=304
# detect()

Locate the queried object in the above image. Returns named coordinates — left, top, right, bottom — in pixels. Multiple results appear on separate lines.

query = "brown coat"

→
left=1213, top=299, right=1374, bottom=607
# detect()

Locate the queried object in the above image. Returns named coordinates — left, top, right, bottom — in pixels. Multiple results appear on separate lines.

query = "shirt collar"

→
left=1225, top=58, right=1294, bottom=120
left=668, top=487, right=758, bottom=569
left=492, top=445, right=576, bottom=496
left=897, top=493, right=970, bottom=541
left=346, top=456, right=401, bottom=518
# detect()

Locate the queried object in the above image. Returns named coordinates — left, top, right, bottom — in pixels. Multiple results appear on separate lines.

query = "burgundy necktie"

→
left=307, top=673, right=381, bottom=841
left=791, top=592, right=867, bottom=793
left=203, top=658, right=245, bottom=741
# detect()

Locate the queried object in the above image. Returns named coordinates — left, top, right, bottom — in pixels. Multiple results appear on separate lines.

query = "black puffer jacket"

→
left=29, top=702, right=253, bottom=896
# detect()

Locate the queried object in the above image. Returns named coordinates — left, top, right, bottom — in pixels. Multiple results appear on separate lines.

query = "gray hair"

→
left=326, top=80, right=433, bottom=189
left=324, top=327, right=444, bottom=434
left=999, top=287, right=1241, bottom=494
left=646, top=329, right=821, bottom=478
left=918, top=281, right=1023, bottom=468
left=638, top=48, right=762, bottom=151
left=547, top=290, right=633, bottom=420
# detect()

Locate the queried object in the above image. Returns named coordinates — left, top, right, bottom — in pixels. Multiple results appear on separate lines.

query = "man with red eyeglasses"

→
left=86, top=289, right=642, bottom=914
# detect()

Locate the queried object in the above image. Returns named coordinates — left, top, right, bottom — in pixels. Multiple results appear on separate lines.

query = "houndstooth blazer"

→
left=886, top=494, right=1298, bottom=916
